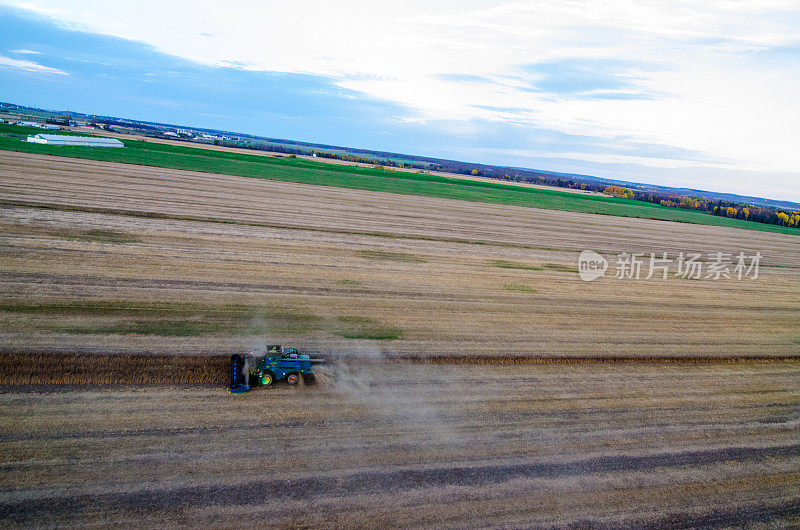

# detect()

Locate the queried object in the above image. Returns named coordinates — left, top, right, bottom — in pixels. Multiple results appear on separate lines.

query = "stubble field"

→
left=2, top=363, right=799, bottom=527
left=2, top=150, right=798, bottom=358
left=1, top=150, right=799, bottom=526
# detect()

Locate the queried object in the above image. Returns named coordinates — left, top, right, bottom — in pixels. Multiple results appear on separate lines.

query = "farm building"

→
left=26, top=134, right=124, bottom=147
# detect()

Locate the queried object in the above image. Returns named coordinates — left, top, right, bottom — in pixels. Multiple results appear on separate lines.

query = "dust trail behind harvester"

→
left=319, top=343, right=465, bottom=446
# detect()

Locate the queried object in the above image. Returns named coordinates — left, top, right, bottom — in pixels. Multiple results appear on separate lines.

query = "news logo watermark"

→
left=578, top=251, right=761, bottom=282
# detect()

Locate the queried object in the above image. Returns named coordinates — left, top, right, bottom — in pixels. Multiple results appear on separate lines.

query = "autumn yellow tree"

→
left=603, top=186, right=634, bottom=199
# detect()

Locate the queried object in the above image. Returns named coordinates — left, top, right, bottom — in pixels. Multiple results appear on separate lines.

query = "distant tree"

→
left=603, top=186, right=634, bottom=199
left=45, top=114, right=72, bottom=126
left=471, top=169, right=479, bottom=176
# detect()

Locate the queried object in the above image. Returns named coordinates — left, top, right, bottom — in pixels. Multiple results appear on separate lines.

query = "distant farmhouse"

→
left=26, top=134, right=124, bottom=148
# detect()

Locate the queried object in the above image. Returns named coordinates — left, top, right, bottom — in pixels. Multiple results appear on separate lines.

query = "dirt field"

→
left=1, top=151, right=799, bottom=526
left=1, top=150, right=798, bottom=358
left=2, top=363, right=799, bottom=527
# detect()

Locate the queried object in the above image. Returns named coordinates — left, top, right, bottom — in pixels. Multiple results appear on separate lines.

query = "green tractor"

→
left=229, top=345, right=325, bottom=393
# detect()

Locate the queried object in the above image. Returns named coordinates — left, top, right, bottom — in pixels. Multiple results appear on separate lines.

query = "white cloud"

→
left=0, top=54, right=67, bottom=74
left=11, top=48, right=41, bottom=55
left=3, top=0, right=800, bottom=199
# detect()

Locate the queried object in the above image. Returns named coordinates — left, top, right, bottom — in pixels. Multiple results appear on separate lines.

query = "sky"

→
left=1, top=1, right=799, bottom=201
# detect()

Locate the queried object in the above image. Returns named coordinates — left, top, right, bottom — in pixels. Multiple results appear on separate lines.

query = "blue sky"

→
left=1, top=1, right=799, bottom=201
left=0, top=9, right=409, bottom=148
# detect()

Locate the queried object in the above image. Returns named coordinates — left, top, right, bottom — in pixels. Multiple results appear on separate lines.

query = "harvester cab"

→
left=228, top=345, right=325, bottom=393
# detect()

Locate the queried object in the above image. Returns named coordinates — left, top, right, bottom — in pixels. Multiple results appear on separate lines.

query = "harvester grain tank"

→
left=229, top=345, right=325, bottom=393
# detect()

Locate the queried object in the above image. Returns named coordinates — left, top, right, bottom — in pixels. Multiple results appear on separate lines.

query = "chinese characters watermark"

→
left=578, top=251, right=761, bottom=282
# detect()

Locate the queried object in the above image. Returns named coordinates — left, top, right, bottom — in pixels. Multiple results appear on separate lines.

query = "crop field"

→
left=2, top=363, right=799, bottom=527
left=1, top=124, right=797, bottom=235
left=2, top=150, right=798, bottom=358
left=1, top=150, right=799, bottom=526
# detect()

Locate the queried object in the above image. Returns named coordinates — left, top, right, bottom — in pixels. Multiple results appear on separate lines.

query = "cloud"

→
left=2, top=0, right=799, bottom=199
left=0, top=54, right=67, bottom=74
left=517, top=58, right=653, bottom=98
left=11, top=48, right=40, bottom=54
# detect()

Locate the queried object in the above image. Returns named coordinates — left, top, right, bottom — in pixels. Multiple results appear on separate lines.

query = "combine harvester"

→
left=229, top=345, right=326, bottom=393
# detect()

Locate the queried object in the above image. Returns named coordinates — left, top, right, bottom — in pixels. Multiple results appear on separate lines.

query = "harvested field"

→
left=1, top=151, right=799, bottom=526
left=1, top=363, right=799, bottom=527
left=1, top=150, right=798, bottom=358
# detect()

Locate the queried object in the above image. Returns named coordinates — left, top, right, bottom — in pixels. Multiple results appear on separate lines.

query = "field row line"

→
left=0, top=199, right=573, bottom=253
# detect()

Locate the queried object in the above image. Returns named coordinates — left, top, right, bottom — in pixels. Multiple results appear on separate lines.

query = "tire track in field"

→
left=589, top=499, right=800, bottom=529
left=1, top=444, right=798, bottom=524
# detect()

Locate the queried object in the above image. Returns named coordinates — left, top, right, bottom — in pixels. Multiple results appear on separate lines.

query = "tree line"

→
left=151, top=131, right=800, bottom=231
left=602, top=186, right=799, bottom=228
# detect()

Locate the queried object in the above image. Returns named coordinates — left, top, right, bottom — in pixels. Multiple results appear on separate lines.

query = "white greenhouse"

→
left=26, top=134, right=124, bottom=148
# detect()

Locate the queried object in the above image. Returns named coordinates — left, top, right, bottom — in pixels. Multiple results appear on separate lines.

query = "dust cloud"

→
left=319, top=343, right=466, bottom=446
